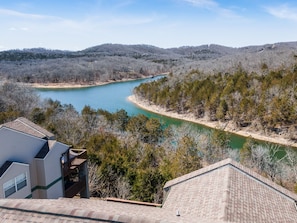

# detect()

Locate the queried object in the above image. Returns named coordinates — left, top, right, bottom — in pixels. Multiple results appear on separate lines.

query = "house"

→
left=0, top=117, right=89, bottom=199
left=162, top=158, right=297, bottom=222
left=0, top=158, right=296, bottom=222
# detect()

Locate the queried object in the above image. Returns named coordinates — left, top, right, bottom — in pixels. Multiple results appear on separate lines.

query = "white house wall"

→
left=44, top=142, right=69, bottom=198
left=0, top=127, right=46, bottom=166
left=43, top=142, right=69, bottom=186
left=0, top=123, right=87, bottom=199
left=0, top=162, right=31, bottom=198
left=33, top=141, right=69, bottom=198
left=45, top=180, right=64, bottom=198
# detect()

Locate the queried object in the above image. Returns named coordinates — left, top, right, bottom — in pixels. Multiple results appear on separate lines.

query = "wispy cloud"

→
left=265, top=4, right=297, bottom=21
left=0, top=7, right=156, bottom=28
left=182, top=0, right=240, bottom=18
left=183, top=0, right=217, bottom=9
left=0, top=8, right=84, bottom=32
left=0, top=8, right=59, bottom=20
left=113, top=0, right=135, bottom=9
left=109, top=17, right=154, bottom=26
left=9, top=27, right=29, bottom=31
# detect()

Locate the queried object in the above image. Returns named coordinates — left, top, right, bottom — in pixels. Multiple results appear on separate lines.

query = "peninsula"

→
left=128, top=95, right=297, bottom=149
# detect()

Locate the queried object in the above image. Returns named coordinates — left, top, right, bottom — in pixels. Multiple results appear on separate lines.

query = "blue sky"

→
left=0, top=0, right=297, bottom=51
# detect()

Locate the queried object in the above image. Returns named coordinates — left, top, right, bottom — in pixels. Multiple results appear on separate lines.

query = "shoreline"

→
left=29, top=79, right=134, bottom=89
left=127, top=95, right=297, bottom=149
left=28, top=73, right=168, bottom=89
left=29, top=81, right=108, bottom=89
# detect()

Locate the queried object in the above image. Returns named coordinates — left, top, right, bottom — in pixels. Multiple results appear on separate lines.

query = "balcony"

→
left=61, top=148, right=88, bottom=198
left=65, top=176, right=87, bottom=198
left=62, top=149, right=87, bottom=177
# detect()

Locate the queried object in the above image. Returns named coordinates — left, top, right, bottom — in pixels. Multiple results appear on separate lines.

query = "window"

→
left=16, top=173, right=27, bottom=191
left=3, top=173, right=27, bottom=198
left=3, top=179, right=16, bottom=198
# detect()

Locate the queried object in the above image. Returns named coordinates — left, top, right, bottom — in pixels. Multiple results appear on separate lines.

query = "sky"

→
left=0, top=0, right=297, bottom=51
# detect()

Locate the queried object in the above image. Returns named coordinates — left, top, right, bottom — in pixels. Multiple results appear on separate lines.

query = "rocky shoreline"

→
left=127, top=95, right=297, bottom=149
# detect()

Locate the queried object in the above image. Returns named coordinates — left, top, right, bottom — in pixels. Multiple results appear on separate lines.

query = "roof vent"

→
left=176, top=210, right=180, bottom=217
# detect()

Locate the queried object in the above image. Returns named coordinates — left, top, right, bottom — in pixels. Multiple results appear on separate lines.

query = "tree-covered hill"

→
left=0, top=42, right=296, bottom=85
left=134, top=62, right=297, bottom=144
left=1, top=81, right=297, bottom=201
left=172, top=42, right=297, bottom=75
left=1, top=42, right=297, bottom=202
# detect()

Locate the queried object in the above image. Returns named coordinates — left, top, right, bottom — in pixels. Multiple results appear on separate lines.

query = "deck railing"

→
left=62, top=149, right=87, bottom=177
left=64, top=177, right=87, bottom=198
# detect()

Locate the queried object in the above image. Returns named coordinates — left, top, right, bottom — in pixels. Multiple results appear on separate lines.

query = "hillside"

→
left=134, top=55, right=297, bottom=148
left=1, top=42, right=297, bottom=201
left=0, top=42, right=296, bottom=85
left=172, top=42, right=297, bottom=75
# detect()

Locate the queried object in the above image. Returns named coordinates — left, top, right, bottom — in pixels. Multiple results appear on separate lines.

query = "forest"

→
left=0, top=45, right=171, bottom=84
left=1, top=42, right=297, bottom=202
left=134, top=63, right=297, bottom=144
left=1, top=42, right=297, bottom=85
left=0, top=81, right=297, bottom=203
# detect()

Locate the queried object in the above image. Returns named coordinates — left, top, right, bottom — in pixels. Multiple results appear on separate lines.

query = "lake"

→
left=37, top=77, right=247, bottom=149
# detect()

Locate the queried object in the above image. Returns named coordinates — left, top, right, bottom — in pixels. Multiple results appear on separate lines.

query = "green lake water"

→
left=37, top=77, right=247, bottom=149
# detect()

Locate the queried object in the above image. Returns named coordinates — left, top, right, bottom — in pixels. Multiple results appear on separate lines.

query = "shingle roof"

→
left=0, top=198, right=223, bottom=223
left=0, top=159, right=296, bottom=222
left=1, top=117, right=55, bottom=140
left=162, top=158, right=297, bottom=223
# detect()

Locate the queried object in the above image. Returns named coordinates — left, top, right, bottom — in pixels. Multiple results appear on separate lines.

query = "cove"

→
left=36, top=77, right=246, bottom=149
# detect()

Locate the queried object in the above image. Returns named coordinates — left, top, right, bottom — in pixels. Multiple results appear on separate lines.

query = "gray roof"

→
left=163, top=158, right=297, bottom=223
left=0, top=159, right=296, bottom=222
left=1, top=117, right=55, bottom=140
left=0, top=198, right=221, bottom=223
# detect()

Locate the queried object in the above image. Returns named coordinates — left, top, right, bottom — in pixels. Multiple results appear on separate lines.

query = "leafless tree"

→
left=249, top=144, right=285, bottom=182
left=88, top=162, right=102, bottom=196
left=115, top=176, right=131, bottom=199
left=283, top=149, right=297, bottom=183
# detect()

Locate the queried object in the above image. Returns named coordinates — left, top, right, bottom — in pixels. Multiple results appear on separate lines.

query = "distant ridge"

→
left=0, top=41, right=296, bottom=84
left=2, top=41, right=297, bottom=56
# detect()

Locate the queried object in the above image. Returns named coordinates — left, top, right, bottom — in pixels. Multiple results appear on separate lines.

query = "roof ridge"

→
left=164, top=158, right=233, bottom=189
left=228, top=160, right=297, bottom=202
left=0, top=126, right=46, bottom=142
left=16, top=118, right=47, bottom=138
left=219, top=166, right=231, bottom=221
left=164, top=158, right=297, bottom=202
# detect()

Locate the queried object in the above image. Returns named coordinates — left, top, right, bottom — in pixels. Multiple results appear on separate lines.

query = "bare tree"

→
left=283, top=149, right=297, bottom=184
left=249, top=144, right=285, bottom=182
left=115, top=176, right=131, bottom=199
left=88, top=162, right=102, bottom=196
left=0, top=82, right=39, bottom=116
left=51, top=104, right=84, bottom=145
